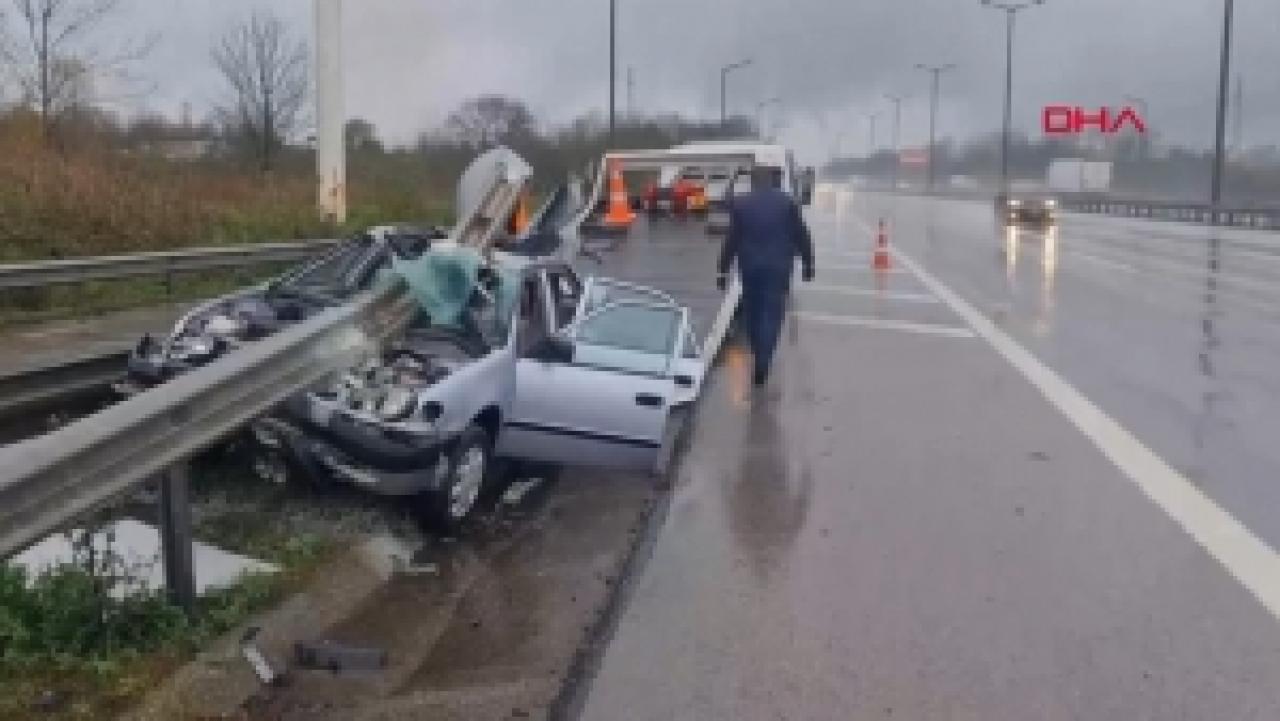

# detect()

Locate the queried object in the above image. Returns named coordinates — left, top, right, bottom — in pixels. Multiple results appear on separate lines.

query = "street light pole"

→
left=1210, top=0, right=1234, bottom=216
left=981, top=0, right=1045, bottom=196
left=916, top=63, right=957, bottom=194
left=720, top=58, right=753, bottom=131
left=315, top=0, right=345, bottom=224
left=884, top=93, right=904, bottom=191
left=609, top=0, right=617, bottom=143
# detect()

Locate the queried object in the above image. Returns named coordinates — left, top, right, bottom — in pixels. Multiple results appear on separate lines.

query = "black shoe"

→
left=752, top=369, right=769, bottom=387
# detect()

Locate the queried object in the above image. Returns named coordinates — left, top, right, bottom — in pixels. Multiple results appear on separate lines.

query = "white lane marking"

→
left=867, top=227, right=1280, bottom=622
left=793, top=311, right=975, bottom=339
left=801, top=285, right=941, bottom=304
left=1067, top=250, right=1138, bottom=274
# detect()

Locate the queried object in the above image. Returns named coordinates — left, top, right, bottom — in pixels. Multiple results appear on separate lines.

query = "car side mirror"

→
left=528, top=335, right=574, bottom=364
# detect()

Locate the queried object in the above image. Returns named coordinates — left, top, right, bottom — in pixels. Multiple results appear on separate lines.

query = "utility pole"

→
left=1231, top=73, right=1243, bottom=154
left=609, top=0, right=617, bottom=142
left=315, top=0, right=346, bottom=224
left=916, top=63, right=957, bottom=194
left=720, top=58, right=753, bottom=131
left=981, top=0, right=1046, bottom=196
left=1210, top=0, right=1233, bottom=216
left=884, top=93, right=904, bottom=191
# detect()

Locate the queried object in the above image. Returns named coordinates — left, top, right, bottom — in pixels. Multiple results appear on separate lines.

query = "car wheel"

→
left=418, top=424, right=492, bottom=532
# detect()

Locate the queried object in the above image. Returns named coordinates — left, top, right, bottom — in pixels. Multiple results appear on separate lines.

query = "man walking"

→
left=716, top=166, right=816, bottom=386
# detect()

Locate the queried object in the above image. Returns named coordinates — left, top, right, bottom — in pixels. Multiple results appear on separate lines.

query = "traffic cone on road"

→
left=603, top=159, right=636, bottom=229
left=872, top=219, right=892, bottom=271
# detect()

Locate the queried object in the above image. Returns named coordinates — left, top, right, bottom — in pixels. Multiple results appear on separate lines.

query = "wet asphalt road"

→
left=576, top=194, right=1280, bottom=720
left=850, top=193, right=1280, bottom=551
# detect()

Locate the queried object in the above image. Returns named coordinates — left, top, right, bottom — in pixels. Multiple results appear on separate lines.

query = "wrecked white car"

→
left=119, top=225, right=445, bottom=394
left=250, top=249, right=706, bottom=530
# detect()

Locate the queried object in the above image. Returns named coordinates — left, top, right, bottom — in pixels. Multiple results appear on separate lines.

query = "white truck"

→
left=1046, top=159, right=1112, bottom=194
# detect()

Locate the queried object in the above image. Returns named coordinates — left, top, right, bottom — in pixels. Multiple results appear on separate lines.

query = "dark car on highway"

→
left=995, top=192, right=1059, bottom=226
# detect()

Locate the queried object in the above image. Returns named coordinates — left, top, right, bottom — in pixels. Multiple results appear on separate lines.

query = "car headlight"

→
left=1045, top=199, right=1057, bottom=208
left=378, top=386, right=417, bottom=422
left=1009, top=199, right=1022, bottom=207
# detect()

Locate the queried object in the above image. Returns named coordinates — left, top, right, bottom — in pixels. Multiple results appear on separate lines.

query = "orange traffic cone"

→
left=603, top=159, right=636, bottom=228
left=508, top=191, right=531, bottom=235
left=872, top=219, right=892, bottom=271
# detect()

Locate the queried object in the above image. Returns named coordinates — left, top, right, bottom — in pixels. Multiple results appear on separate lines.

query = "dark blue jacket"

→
left=717, top=188, right=815, bottom=278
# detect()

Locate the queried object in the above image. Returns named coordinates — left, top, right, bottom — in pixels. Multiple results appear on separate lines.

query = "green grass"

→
left=0, top=504, right=337, bottom=721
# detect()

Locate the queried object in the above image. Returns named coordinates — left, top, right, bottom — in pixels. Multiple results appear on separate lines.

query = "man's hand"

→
left=716, top=273, right=728, bottom=291
left=802, top=266, right=815, bottom=282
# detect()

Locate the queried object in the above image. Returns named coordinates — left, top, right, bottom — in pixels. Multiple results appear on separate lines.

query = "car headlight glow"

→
left=1009, top=199, right=1022, bottom=207
left=1045, top=199, right=1057, bottom=208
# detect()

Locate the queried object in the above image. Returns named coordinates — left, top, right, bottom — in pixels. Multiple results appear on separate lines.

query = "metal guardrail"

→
left=1059, top=197, right=1280, bottom=230
left=850, top=185, right=1280, bottom=231
left=0, top=350, right=130, bottom=421
left=0, top=239, right=341, bottom=290
left=0, top=148, right=531, bottom=610
left=0, top=282, right=418, bottom=562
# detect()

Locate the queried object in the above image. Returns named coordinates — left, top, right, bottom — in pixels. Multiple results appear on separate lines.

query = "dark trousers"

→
left=739, top=266, right=790, bottom=377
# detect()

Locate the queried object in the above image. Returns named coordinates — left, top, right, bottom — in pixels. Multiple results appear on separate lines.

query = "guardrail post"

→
left=159, top=462, right=196, bottom=613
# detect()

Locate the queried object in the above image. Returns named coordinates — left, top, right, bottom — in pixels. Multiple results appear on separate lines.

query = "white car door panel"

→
left=499, top=362, right=674, bottom=470
left=498, top=288, right=696, bottom=473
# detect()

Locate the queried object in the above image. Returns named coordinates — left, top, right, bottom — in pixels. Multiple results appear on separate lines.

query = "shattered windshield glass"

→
left=392, top=247, right=519, bottom=348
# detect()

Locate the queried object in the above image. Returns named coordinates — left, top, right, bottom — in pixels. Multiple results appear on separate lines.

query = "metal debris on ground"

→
left=501, top=478, right=547, bottom=506
left=241, top=627, right=287, bottom=687
left=294, top=640, right=389, bottom=673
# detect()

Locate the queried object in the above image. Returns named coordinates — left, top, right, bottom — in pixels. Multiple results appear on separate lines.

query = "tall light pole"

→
left=916, top=63, right=957, bottom=194
left=315, top=0, right=345, bottom=223
left=609, top=0, right=617, bottom=142
left=756, top=97, right=781, bottom=139
left=720, top=58, right=753, bottom=131
left=981, top=0, right=1045, bottom=196
left=1210, top=0, right=1234, bottom=216
left=867, top=111, right=879, bottom=159
left=884, top=93, right=905, bottom=191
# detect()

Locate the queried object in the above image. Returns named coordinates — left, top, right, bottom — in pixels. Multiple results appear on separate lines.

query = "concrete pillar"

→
left=316, top=0, right=346, bottom=224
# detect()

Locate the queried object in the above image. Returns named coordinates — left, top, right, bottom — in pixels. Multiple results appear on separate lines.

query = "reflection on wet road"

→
left=855, top=194, right=1280, bottom=549
left=578, top=196, right=1280, bottom=720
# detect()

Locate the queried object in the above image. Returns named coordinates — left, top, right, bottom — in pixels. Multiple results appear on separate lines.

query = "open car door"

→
left=498, top=278, right=704, bottom=473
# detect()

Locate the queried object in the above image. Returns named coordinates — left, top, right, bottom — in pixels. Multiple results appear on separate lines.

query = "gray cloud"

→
left=67, top=1, right=1280, bottom=162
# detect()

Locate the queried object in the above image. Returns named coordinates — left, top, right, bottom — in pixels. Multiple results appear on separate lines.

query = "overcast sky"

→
left=55, top=0, right=1280, bottom=163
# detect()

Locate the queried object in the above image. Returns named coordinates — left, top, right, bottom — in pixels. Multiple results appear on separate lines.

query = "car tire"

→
left=417, top=423, right=492, bottom=533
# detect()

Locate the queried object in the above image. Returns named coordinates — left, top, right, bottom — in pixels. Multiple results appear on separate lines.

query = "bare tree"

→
left=211, top=11, right=308, bottom=172
left=444, top=95, right=537, bottom=149
left=0, top=0, right=154, bottom=139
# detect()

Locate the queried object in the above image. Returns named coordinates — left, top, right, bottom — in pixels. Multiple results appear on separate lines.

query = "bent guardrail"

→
left=0, top=239, right=341, bottom=291
left=0, top=281, right=418, bottom=573
left=1058, top=197, right=1280, bottom=230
